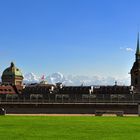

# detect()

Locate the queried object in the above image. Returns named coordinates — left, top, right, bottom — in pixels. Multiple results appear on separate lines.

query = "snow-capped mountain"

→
left=23, top=72, right=130, bottom=86
left=23, top=72, right=40, bottom=83
left=46, top=72, right=73, bottom=85
left=47, top=72, right=65, bottom=83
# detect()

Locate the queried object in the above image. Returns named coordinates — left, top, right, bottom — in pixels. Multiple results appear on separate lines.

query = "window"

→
left=135, top=78, right=138, bottom=85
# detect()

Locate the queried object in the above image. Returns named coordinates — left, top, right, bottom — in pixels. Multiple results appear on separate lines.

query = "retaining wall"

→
left=0, top=103, right=138, bottom=114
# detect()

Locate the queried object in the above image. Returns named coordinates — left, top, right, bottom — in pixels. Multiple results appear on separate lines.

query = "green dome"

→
left=2, top=62, right=23, bottom=77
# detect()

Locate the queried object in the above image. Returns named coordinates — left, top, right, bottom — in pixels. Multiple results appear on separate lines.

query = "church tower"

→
left=131, top=33, right=140, bottom=93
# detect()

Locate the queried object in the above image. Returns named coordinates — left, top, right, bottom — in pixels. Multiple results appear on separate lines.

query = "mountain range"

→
left=23, top=72, right=130, bottom=86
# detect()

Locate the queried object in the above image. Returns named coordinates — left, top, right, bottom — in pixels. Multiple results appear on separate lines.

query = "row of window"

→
left=0, top=89, right=12, bottom=92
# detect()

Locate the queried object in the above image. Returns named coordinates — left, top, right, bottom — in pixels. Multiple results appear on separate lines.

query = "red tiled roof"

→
left=0, top=85, right=16, bottom=94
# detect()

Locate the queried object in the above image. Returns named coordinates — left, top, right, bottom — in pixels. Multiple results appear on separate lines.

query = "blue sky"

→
left=0, top=0, right=139, bottom=78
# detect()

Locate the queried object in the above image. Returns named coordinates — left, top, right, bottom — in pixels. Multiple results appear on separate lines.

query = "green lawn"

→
left=0, top=116, right=140, bottom=140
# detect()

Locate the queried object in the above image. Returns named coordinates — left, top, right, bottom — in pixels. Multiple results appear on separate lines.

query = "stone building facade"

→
left=131, top=33, right=140, bottom=93
left=2, top=62, right=23, bottom=86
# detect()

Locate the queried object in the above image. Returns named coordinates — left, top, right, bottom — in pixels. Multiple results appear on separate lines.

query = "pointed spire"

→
left=136, top=32, right=140, bottom=61
left=136, top=32, right=140, bottom=54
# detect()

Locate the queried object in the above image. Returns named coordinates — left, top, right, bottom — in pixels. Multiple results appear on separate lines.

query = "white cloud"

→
left=120, top=46, right=134, bottom=52
left=125, top=47, right=134, bottom=52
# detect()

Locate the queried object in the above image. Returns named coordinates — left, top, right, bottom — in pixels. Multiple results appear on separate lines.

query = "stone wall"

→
left=0, top=103, right=138, bottom=114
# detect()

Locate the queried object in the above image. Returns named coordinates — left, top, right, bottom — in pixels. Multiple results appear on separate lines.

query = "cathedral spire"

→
left=136, top=32, right=140, bottom=60
left=136, top=33, right=140, bottom=54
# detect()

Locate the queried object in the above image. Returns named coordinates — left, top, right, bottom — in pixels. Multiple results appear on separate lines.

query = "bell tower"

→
left=131, top=33, right=140, bottom=93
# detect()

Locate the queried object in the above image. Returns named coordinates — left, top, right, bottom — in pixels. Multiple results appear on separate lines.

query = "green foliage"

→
left=0, top=116, right=140, bottom=140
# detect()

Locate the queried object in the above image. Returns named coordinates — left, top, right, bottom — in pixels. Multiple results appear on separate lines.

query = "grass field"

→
left=0, top=116, right=140, bottom=140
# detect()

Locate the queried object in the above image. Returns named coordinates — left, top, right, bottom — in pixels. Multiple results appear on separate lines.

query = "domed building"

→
left=2, top=62, right=23, bottom=86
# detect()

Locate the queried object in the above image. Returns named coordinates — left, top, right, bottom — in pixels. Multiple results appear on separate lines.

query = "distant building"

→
left=1, top=34, right=140, bottom=97
left=2, top=62, right=23, bottom=86
left=131, top=33, right=140, bottom=93
left=0, top=62, right=24, bottom=95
